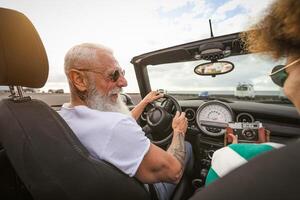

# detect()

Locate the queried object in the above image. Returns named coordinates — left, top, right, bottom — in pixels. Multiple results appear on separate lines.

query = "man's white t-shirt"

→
left=59, top=103, right=151, bottom=177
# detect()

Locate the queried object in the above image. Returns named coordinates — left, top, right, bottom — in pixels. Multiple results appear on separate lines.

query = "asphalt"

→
left=0, top=92, right=142, bottom=106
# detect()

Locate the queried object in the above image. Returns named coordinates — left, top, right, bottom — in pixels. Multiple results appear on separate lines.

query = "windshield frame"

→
left=131, top=32, right=244, bottom=98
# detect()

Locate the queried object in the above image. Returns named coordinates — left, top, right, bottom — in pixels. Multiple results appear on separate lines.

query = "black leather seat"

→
left=0, top=7, right=152, bottom=200
left=0, top=147, right=33, bottom=200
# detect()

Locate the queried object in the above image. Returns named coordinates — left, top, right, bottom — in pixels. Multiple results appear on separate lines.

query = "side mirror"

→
left=194, top=61, right=234, bottom=77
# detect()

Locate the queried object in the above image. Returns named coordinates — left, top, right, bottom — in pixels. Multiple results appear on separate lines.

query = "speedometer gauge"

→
left=196, top=101, right=234, bottom=136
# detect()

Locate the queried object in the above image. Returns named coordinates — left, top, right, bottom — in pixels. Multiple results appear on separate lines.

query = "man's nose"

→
left=116, top=74, right=127, bottom=87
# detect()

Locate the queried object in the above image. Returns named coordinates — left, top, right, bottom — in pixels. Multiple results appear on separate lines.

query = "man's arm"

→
left=166, top=131, right=186, bottom=175
left=131, top=91, right=163, bottom=120
left=135, top=112, right=187, bottom=184
left=135, top=143, right=183, bottom=184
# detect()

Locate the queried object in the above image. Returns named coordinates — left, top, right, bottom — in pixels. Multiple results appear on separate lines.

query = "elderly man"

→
left=59, top=43, right=192, bottom=200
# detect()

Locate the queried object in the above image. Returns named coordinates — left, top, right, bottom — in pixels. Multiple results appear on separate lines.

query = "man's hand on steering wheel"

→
left=142, top=94, right=182, bottom=146
left=131, top=91, right=164, bottom=120
left=172, top=111, right=188, bottom=136
left=141, top=91, right=164, bottom=105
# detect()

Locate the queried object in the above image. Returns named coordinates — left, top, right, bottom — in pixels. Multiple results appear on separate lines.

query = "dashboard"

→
left=137, top=98, right=300, bottom=186
left=178, top=99, right=300, bottom=185
left=139, top=99, right=300, bottom=144
left=179, top=99, right=300, bottom=141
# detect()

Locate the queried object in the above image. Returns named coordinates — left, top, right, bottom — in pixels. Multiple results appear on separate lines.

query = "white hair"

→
left=64, top=43, right=113, bottom=101
left=64, top=43, right=113, bottom=73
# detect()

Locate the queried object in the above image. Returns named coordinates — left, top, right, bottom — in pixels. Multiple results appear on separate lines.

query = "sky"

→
left=0, top=0, right=276, bottom=92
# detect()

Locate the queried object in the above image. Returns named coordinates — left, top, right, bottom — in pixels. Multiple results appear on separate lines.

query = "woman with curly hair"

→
left=204, top=0, right=300, bottom=186
left=244, top=0, right=300, bottom=112
left=191, top=0, right=300, bottom=198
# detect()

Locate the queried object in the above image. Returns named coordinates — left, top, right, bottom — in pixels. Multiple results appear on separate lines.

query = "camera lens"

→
left=242, top=129, right=255, bottom=140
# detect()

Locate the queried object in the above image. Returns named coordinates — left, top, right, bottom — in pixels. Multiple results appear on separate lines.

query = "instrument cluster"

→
left=185, top=101, right=235, bottom=137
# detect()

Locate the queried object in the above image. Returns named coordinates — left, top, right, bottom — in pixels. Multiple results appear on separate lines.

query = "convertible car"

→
left=130, top=28, right=300, bottom=199
left=1, top=7, right=300, bottom=200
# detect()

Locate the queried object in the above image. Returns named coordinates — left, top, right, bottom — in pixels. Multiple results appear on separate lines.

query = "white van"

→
left=234, top=83, right=255, bottom=99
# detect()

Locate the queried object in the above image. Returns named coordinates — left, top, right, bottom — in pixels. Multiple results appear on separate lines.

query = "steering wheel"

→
left=143, top=94, right=182, bottom=146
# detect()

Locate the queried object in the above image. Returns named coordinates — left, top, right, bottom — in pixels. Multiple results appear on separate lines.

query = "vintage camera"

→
left=227, top=121, right=262, bottom=143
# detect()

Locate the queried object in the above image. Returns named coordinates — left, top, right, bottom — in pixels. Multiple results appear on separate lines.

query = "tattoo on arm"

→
left=168, top=133, right=186, bottom=167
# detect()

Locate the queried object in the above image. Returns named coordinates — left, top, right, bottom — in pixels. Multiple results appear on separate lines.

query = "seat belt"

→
left=149, top=184, right=159, bottom=200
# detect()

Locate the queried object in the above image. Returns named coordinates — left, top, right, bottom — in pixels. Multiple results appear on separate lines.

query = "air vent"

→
left=236, top=113, right=254, bottom=123
left=185, top=108, right=196, bottom=122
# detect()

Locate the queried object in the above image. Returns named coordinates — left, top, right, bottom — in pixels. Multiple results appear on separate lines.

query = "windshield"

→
left=236, top=85, right=251, bottom=91
left=147, top=53, right=291, bottom=104
left=237, top=86, right=248, bottom=91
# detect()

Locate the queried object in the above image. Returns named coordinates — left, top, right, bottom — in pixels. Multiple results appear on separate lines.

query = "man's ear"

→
left=68, top=69, right=88, bottom=92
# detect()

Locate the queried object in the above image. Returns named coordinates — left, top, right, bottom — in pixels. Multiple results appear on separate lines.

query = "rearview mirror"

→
left=194, top=61, right=234, bottom=77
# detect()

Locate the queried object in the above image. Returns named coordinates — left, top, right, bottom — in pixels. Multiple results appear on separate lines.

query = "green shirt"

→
left=206, top=142, right=284, bottom=185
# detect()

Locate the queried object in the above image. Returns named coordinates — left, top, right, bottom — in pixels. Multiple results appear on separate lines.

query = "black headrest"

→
left=0, top=8, right=48, bottom=88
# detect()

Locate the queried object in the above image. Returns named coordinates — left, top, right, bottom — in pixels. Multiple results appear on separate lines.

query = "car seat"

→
left=0, top=7, right=153, bottom=200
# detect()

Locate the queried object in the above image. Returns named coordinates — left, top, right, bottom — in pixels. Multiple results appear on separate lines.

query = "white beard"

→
left=86, top=85, right=131, bottom=116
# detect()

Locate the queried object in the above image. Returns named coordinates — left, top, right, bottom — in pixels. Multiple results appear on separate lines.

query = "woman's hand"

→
left=225, top=127, right=270, bottom=145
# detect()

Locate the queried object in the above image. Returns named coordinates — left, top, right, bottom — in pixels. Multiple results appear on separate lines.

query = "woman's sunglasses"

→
left=77, top=68, right=125, bottom=82
left=270, top=58, right=300, bottom=87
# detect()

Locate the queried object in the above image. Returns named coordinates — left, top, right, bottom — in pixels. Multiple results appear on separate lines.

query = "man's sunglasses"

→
left=270, top=58, right=300, bottom=87
left=77, top=68, right=125, bottom=82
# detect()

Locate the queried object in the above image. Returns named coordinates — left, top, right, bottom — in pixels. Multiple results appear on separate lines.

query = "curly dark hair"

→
left=242, top=0, right=300, bottom=59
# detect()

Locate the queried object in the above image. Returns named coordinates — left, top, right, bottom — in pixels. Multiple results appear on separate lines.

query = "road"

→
left=0, top=92, right=288, bottom=108
left=0, top=93, right=142, bottom=106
